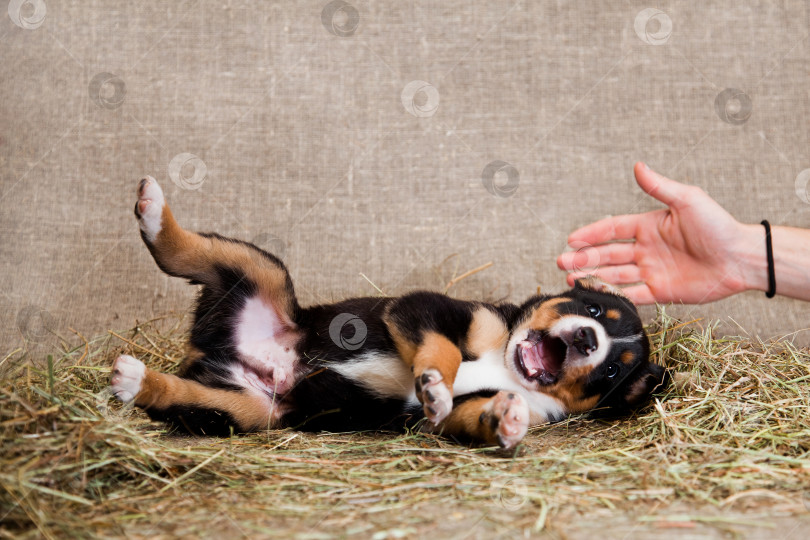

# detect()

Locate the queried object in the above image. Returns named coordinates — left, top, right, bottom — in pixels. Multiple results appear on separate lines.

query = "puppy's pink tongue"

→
left=519, top=340, right=543, bottom=376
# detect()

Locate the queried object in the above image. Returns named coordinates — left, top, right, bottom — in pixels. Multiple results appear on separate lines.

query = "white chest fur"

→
left=329, top=347, right=566, bottom=423
left=454, top=349, right=566, bottom=422
left=233, top=296, right=298, bottom=392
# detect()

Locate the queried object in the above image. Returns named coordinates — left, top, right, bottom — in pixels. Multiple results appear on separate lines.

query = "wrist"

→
left=727, top=222, right=770, bottom=294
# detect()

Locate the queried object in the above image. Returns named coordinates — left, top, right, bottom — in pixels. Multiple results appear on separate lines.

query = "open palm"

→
left=557, top=163, right=751, bottom=305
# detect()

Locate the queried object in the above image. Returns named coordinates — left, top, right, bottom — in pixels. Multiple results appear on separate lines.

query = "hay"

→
left=2, top=308, right=810, bottom=538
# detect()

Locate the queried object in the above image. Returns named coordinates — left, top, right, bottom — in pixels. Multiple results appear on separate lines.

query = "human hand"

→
left=557, top=162, right=763, bottom=305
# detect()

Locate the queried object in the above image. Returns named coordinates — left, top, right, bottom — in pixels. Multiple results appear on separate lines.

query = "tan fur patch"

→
left=150, top=203, right=296, bottom=322
left=523, top=297, right=570, bottom=331
left=384, top=314, right=418, bottom=366
left=606, top=309, right=621, bottom=320
left=412, top=332, right=462, bottom=386
left=135, top=368, right=278, bottom=431
left=431, top=395, right=499, bottom=445
left=547, top=364, right=599, bottom=412
left=621, top=350, right=635, bottom=364
left=465, top=307, right=509, bottom=357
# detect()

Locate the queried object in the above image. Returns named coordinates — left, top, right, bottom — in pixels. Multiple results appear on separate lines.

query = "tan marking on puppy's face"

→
left=621, top=350, right=635, bottom=364
left=606, top=309, right=620, bottom=320
left=522, top=297, right=570, bottom=332
left=465, top=307, right=509, bottom=357
left=546, top=363, right=600, bottom=412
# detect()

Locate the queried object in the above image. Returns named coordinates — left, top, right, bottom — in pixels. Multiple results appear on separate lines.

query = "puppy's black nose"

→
left=572, top=326, right=597, bottom=355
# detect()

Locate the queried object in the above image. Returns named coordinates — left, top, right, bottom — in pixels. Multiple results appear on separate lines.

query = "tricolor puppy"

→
left=111, top=177, right=667, bottom=448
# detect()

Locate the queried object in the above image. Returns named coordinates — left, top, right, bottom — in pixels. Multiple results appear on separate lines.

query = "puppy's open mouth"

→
left=514, top=331, right=567, bottom=385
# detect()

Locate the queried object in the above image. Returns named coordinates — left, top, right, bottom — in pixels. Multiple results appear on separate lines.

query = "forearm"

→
left=731, top=223, right=810, bottom=301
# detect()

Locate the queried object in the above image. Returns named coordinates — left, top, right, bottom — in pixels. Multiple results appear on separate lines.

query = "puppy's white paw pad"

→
left=110, top=354, right=145, bottom=403
left=416, top=368, right=453, bottom=425
left=135, top=176, right=164, bottom=242
left=491, top=391, right=529, bottom=450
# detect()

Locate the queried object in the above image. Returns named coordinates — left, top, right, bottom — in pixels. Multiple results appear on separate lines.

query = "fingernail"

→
left=642, top=162, right=649, bottom=170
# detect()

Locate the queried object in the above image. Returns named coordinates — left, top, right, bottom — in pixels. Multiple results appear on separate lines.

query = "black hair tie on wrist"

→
left=761, top=220, right=776, bottom=298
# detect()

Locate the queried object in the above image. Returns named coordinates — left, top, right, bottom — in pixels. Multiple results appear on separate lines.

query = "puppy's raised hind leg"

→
left=133, top=176, right=298, bottom=317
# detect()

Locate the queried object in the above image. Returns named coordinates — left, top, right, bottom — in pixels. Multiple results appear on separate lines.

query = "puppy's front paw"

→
left=134, top=176, right=165, bottom=242
left=488, top=391, right=529, bottom=449
left=415, top=368, right=453, bottom=424
left=110, top=355, right=146, bottom=403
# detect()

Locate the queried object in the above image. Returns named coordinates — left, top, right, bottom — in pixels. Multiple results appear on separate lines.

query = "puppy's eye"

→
left=585, top=304, right=602, bottom=317
left=606, top=363, right=619, bottom=378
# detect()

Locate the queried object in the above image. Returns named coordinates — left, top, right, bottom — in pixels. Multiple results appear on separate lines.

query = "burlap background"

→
left=2, top=1, right=809, bottom=355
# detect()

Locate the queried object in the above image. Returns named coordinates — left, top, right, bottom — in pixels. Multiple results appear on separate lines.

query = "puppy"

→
left=111, top=177, right=667, bottom=448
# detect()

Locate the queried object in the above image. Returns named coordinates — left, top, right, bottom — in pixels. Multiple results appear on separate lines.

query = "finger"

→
left=565, top=264, right=643, bottom=286
left=557, top=242, right=636, bottom=271
left=618, top=284, right=656, bottom=305
left=567, top=214, right=642, bottom=246
left=634, top=162, right=691, bottom=208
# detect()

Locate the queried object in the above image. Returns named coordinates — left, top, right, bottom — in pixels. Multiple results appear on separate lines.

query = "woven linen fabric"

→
left=2, top=0, right=809, bottom=356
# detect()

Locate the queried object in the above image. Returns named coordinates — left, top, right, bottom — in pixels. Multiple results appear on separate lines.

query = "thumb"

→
left=634, top=162, right=689, bottom=208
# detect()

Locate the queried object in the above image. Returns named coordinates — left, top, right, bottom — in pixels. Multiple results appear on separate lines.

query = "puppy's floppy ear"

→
left=575, top=275, right=627, bottom=299
left=624, top=363, right=669, bottom=407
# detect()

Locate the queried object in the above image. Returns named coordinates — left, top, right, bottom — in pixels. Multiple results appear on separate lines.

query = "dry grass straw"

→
left=2, top=308, right=810, bottom=538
